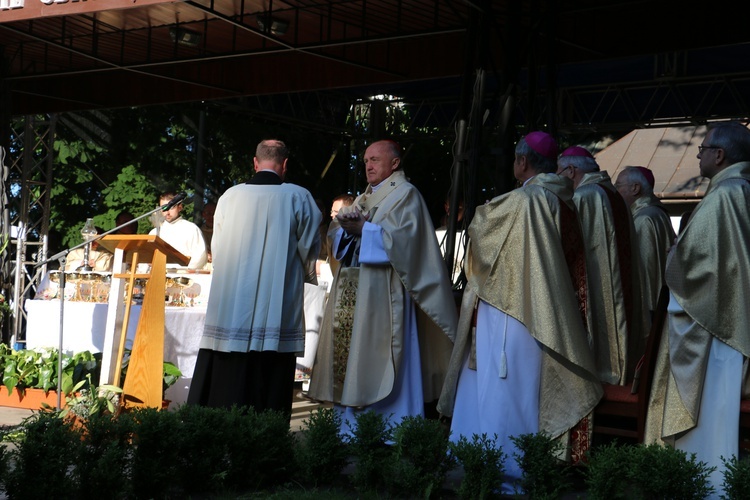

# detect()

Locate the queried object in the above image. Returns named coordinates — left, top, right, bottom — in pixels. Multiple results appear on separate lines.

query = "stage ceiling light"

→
left=256, top=14, right=289, bottom=36
left=169, top=27, right=201, bottom=48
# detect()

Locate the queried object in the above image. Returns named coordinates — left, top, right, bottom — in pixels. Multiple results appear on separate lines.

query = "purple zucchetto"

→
left=524, top=131, right=559, bottom=160
left=560, top=146, right=594, bottom=159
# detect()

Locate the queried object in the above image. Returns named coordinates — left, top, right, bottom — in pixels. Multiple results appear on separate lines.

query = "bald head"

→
left=254, top=139, right=289, bottom=179
left=363, top=140, right=402, bottom=186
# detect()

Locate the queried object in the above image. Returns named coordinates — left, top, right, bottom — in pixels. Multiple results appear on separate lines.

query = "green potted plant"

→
left=0, top=346, right=99, bottom=409
left=60, top=373, right=123, bottom=421
left=49, top=358, right=181, bottom=422
left=46, top=359, right=181, bottom=422
left=0, top=346, right=180, bottom=411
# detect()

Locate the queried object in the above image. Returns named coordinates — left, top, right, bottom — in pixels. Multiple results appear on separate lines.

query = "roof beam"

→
left=0, top=0, right=181, bottom=24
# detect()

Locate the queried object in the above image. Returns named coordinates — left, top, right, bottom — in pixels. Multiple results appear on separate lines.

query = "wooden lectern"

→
left=98, top=235, right=189, bottom=409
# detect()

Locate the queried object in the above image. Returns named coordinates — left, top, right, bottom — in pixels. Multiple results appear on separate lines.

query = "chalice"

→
left=171, top=276, right=193, bottom=306
left=65, top=272, right=84, bottom=302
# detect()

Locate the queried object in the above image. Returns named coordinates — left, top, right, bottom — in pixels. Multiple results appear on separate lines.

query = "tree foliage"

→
left=9, top=100, right=457, bottom=257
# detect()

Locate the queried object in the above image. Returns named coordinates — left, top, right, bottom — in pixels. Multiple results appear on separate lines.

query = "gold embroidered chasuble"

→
left=631, top=195, right=675, bottom=314
left=645, top=161, right=750, bottom=443
left=308, top=170, right=457, bottom=407
left=574, top=171, right=646, bottom=385
left=437, top=174, right=602, bottom=438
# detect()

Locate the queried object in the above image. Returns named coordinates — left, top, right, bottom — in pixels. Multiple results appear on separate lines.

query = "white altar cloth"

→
left=25, top=274, right=328, bottom=407
left=24, top=299, right=205, bottom=406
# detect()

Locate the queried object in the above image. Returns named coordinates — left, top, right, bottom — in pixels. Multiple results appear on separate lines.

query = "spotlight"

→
left=256, top=14, right=289, bottom=36
left=169, top=27, right=201, bottom=48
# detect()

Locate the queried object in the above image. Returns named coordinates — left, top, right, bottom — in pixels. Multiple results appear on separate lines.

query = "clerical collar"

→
left=371, top=181, right=383, bottom=193
left=523, top=175, right=536, bottom=187
left=258, top=169, right=281, bottom=178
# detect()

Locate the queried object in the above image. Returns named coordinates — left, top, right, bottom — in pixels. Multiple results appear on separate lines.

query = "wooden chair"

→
left=592, top=285, right=669, bottom=444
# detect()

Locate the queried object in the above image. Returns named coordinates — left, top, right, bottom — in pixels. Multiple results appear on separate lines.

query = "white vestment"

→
left=450, top=300, right=542, bottom=494
left=668, top=292, right=741, bottom=499
left=334, top=222, right=424, bottom=434
left=149, top=217, right=208, bottom=269
left=199, top=182, right=321, bottom=354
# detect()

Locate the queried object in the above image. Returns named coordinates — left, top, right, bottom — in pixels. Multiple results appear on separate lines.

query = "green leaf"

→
left=39, top=365, right=55, bottom=392
left=3, top=362, right=19, bottom=394
left=163, top=361, right=182, bottom=377
left=99, top=384, right=123, bottom=394
left=70, top=379, right=88, bottom=393
left=56, top=140, right=71, bottom=164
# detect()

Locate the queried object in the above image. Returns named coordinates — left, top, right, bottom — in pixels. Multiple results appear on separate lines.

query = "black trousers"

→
left=187, top=349, right=296, bottom=416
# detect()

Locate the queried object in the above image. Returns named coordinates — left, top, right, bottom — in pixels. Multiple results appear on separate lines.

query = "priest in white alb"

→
left=188, top=139, right=321, bottom=415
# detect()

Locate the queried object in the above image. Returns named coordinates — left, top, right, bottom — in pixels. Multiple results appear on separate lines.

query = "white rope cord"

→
left=499, top=313, right=508, bottom=379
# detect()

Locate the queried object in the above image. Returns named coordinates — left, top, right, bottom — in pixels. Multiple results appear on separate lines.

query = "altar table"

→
left=24, top=300, right=205, bottom=406
left=25, top=280, right=328, bottom=406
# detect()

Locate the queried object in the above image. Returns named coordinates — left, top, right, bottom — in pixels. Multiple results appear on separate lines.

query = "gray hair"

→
left=705, top=121, right=750, bottom=164
left=256, top=139, right=289, bottom=164
left=557, top=154, right=599, bottom=173
left=515, top=137, right=557, bottom=174
left=620, top=166, right=654, bottom=196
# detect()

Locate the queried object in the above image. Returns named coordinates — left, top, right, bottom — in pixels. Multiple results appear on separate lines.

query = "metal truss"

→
left=217, top=92, right=353, bottom=136
left=2, top=114, right=54, bottom=344
left=214, top=55, right=750, bottom=144
left=215, top=89, right=462, bottom=139
left=556, top=76, right=750, bottom=133
left=520, top=51, right=750, bottom=135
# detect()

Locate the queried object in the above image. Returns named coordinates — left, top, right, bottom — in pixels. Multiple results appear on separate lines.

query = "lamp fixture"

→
left=256, top=13, right=289, bottom=36
left=169, top=27, right=202, bottom=48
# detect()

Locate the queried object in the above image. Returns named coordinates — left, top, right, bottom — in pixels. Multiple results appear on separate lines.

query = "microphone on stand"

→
left=161, top=192, right=188, bottom=211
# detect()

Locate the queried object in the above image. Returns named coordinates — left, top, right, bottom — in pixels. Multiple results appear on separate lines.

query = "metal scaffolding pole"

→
left=5, top=115, right=54, bottom=346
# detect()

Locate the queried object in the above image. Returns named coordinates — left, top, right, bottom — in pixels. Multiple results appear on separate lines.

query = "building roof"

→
left=597, top=126, right=710, bottom=201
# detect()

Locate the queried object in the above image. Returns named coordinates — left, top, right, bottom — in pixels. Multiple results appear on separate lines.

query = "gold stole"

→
left=332, top=268, right=358, bottom=391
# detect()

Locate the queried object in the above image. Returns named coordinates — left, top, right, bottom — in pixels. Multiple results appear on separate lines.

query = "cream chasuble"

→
left=646, top=161, right=750, bottom=444
left=438, top=174, right=602, bottom=439
left=308, top=170, right=457, bottom=407
left=630, top=195, right=675, bottom=315
left=574, top=171, right=646, bottom=385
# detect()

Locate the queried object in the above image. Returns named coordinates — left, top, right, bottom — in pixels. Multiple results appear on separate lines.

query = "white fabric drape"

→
left=450, top=300, right=542, bottom=494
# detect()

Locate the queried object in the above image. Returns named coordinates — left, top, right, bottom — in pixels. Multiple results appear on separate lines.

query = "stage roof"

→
left=3, top=0, right=750, bottom=132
